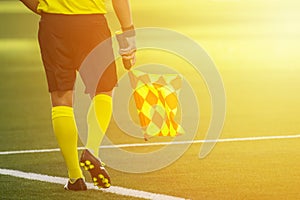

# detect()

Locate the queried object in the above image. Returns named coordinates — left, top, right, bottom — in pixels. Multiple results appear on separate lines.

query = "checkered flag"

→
left=128, top=70, right=185, bottom=140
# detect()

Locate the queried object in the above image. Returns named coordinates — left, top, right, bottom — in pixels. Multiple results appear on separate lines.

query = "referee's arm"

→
left=20, top=0, right=40, bottom=15
left=112, top=0, right=134, bottom=30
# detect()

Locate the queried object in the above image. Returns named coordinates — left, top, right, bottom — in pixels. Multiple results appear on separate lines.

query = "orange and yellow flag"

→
left=128, top=70, right=185, bottom=140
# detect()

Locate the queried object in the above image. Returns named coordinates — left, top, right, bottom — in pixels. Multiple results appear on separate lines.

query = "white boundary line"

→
left=1, top=134, right=300, bottom=155
left=0, top=168, right=185, bottom=200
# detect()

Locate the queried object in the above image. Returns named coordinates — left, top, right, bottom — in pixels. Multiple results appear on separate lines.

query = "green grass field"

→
left=1, top=0, right=300, bottom=199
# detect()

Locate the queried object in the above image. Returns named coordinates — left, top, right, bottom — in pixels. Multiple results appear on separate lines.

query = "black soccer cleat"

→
left=64, top=178, right=87, bottom=191
left=80, top=149, right=111, bottom=188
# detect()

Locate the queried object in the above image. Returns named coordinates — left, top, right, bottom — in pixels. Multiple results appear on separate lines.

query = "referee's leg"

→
left=50, top=90, right=85, bottom=186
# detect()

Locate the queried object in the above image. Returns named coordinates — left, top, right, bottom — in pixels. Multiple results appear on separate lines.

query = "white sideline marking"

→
left=1, top=134, right=300, bottom=155
left=0, top=168, right=185, bottom=200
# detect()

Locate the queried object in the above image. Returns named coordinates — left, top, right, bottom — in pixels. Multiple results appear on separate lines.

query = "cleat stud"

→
left=105, top=183, right=111, bottom=188
left=102, top=178, right=108, bottom=184
left=84, top=166, right=89, bottom=171
left=94, top=182, right=98, bottom=186
left=89, top=165, right=94, bottom=169
left=85, top=160, right=91, bottom=165
left=99, top=174, right=104, bottom=179
left=80, top=162, right=85, bottom=167
left=93, top=177, right=98, bottom=182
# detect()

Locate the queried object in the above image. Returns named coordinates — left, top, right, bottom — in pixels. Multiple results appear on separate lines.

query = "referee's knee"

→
left=51, top=90, right=73, bottom=107
left=91, top=90, right=113, bottom=99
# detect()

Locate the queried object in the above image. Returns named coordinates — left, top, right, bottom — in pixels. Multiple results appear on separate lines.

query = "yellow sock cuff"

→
left=93, top=94, right=112, bottom=103
left=52, top=106, right=74, bottom=120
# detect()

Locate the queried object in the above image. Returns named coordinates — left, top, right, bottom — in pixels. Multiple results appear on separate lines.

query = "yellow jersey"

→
left=37, top=0, right=107, bottom=14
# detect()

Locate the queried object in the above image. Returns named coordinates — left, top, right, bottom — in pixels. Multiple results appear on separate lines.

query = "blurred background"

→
left=1, top=0, right=300, bottom=142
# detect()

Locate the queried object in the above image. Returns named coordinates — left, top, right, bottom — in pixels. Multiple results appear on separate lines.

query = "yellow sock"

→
left=86, top=94, right=112, bottom=158
left=52, top=106, right=83, bottom=180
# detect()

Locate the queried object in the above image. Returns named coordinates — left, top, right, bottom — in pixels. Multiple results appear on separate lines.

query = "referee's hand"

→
left=116, top=27, right=136, bottom=70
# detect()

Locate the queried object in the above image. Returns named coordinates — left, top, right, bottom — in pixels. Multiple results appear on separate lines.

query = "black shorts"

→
left=38, top=13, right=117, bottom=95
